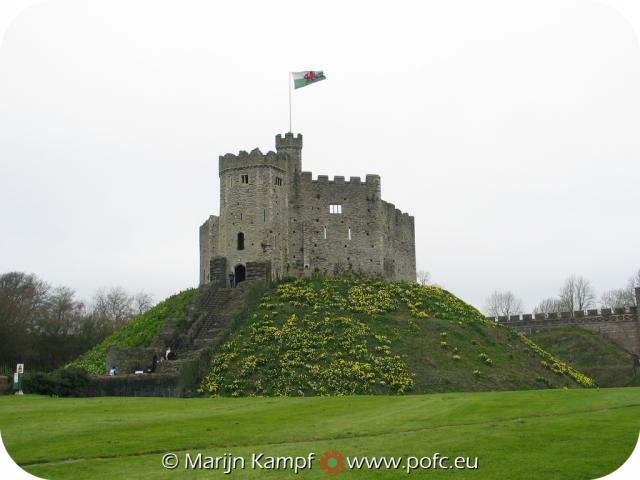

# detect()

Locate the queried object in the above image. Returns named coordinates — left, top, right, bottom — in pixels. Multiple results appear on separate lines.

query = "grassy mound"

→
left=70, top=289, right=196, bottom=375
left=530, top=327, right=640, bottom=387
left=199, top=277, right=593, bottom=396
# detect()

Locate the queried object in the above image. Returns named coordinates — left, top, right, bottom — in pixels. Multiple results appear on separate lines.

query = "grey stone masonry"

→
left=488, top=293, right=640, bottom=356
left=209, top=257, right=227, bottom=289
left=199, top=133, right=416, bottom=284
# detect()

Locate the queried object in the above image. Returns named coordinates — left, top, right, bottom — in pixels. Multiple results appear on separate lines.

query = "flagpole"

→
left=288, top=72, right=292, bottom=133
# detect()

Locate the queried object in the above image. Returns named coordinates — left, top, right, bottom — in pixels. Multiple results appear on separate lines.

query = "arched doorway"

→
left=234, top=264, right=246, bottom=284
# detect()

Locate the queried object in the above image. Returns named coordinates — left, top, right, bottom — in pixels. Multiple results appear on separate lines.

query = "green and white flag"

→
left=291, top=71, right=326, bottom=89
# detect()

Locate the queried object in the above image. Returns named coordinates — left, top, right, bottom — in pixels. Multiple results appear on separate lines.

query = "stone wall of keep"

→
left=490, top=306, right=640, bottom=355
left=295, top=173, right=384, bottom=278
left=246, top=261, right=272, bottom=286
left=381, top=201, right=416, bottom=282
left=199, top=215, right=219, bottom=285
left=218, top=149, right=291, bottom=280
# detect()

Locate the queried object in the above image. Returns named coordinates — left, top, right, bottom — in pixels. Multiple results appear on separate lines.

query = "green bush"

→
left=23, top=367, right=90, bottom=397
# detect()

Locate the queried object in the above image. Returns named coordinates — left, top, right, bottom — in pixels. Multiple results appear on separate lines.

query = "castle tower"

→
left=216, top=148, right=291, bottom=281
left=275, top=133, right=305, bottom=278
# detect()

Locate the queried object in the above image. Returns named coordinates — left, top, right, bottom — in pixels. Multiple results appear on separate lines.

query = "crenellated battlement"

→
left=219, top=148, right=289, bottom=174
left=488, top=307, right=638, bottom=324
left=382, top=200, right=414, bottom=224
left=275, top=132, right=303, bottom=150
left=299, top=172, right=381, bottom=187
left=488, top=304, right=640, bottom=354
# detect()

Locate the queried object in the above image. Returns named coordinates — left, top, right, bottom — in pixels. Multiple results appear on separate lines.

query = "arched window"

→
left=237, top=232, right=245, bottom=250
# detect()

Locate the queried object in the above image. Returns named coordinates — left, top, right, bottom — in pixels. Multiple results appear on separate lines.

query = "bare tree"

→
left=533, top=297, right=563, bottom=314
left=574, top=276, right=596, bottom=310
left=91, top=287, right=154, bottom=327
left=484, top=291, right=524, bottom=318
left=600, top=289, right=634, bottom=309
left=91, top=287, right=135, bottom=327
left=132, top=292, right=154, bottom=315
left=41, top=286, right=85, bottom=336
left=558, top=275, right=595, bottom=312
left=627, top=269, right=640, bottom=306
left=416, top=271, right=431, bottom=286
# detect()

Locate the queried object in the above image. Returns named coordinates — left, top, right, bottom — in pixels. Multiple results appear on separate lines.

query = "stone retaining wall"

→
left=88, top=374, right=179, bottom=397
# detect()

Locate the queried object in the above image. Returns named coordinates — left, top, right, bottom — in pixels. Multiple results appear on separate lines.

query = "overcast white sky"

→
left=1, top=0, right=639, bottom=311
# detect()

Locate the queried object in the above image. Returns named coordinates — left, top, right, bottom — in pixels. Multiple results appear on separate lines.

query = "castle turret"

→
left=215, top=148, right=290, bottom=282
left=275, top=132, right=303, bottom=178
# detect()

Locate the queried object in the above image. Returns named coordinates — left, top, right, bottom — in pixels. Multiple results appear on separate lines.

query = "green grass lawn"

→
left=1, top=388, right=639, bottom=479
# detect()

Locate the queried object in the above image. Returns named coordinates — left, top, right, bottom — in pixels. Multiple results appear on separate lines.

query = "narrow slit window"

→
left=263, top=209, right=266, bottom=222
left=323, top=226, right=327, bottom=239
left=240, top=174, right=249, bottom=184
left=348, top=227, right=351, bottom=241
left=329, top=204, right=342, bottom=214
left=237, top=232, right=245, bottom=250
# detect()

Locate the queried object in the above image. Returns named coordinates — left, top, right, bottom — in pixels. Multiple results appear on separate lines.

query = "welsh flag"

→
left=292, top=71, right=326, bottom=89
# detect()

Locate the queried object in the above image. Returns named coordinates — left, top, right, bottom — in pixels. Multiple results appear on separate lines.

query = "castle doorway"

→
left=234, top=264, right=246, bottom=284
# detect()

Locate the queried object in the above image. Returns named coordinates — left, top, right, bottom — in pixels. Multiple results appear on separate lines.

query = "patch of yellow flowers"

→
left=199, top=310, right=413, bottom=396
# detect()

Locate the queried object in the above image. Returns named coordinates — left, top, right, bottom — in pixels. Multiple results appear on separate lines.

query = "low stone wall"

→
left=106, top=346, right=161, bottom=375
left=489, top=305, right=640, bottom=355
left=88, top=374, right=180, bottom=397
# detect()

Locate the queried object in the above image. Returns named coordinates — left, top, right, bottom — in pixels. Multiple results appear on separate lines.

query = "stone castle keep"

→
left=199, top=132, right=416, bottom=285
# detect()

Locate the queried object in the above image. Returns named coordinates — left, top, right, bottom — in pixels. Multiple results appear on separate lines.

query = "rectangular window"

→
left=241, top=174, right=249, bottom=184
left=323, top=226, right=327, bottom=239
left=348, top=227, right=351, bottom=240
left=275, top=177, right=282, bottom=186
left=329, top=204, right=342, bottom=214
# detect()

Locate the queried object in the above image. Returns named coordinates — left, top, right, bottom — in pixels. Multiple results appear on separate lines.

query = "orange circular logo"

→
left=320, top=450, right=345, bottom=476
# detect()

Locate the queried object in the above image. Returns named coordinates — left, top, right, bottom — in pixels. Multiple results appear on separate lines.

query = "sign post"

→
left=14, top=363, right=24, bottom=395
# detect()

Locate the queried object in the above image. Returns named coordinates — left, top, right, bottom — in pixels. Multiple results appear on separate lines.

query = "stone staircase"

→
left=153, top=281, right=256, bottom=375
left=99, top=261, right=271, bottom=396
